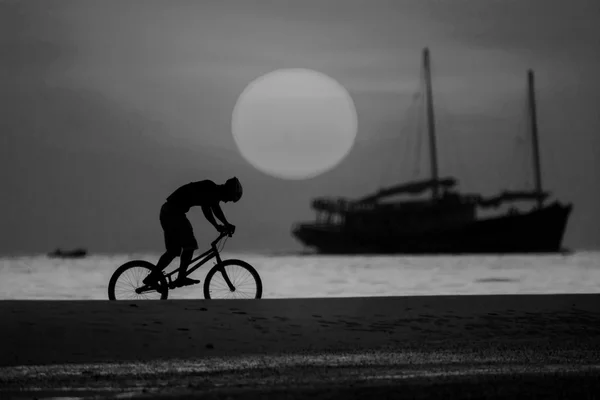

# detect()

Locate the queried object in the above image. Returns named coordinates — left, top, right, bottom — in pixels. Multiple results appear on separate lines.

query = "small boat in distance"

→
left=292, top=48, right=572, bottom=254
left=48, top=248, right=88, bottom=259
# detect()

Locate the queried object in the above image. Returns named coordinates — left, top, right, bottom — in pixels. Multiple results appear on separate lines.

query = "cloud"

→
left=0, top=1, right=74, bottom=77
left=426, top=0, right=600, bottom=66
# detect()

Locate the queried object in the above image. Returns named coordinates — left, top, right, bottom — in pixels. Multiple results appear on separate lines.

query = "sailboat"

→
left=291, top=48, right=572, bottom=254
left=47, top=247, right=88, bottom=258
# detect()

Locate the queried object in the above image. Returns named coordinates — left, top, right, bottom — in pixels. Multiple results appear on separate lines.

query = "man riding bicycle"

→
left=143, top=177, right=243, bottom=288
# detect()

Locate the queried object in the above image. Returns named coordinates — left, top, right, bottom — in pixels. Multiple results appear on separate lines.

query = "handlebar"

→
left=210, top=230, right=233, bottom=248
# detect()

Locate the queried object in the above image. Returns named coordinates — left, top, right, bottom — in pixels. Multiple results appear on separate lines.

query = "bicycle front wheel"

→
left=203, top=259, right=262, bottom=299
left=108, top=260, right=168, bottom=300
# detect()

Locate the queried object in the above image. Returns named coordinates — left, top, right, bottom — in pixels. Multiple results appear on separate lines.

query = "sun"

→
left=231, top=69, right=358, bottom=180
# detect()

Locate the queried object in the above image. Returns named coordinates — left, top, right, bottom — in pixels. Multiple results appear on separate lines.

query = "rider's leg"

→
left=143, top=250, right=177, bottom=285
left=176, top=248, right=194, bottom=281
left=146, top=202, right=180, bottom=283
left=174, top=217, right=200, bottom=286
left=147, top=219, right=180, bottom=281
left=155, top=251, right=177, bottom=273
left=175, top=248, right=200, bottom=286
left=144, top=203, right=189, bottom=284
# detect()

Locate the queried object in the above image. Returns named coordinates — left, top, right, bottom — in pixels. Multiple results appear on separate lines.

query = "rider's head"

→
left=224, top=177, right=243, bottom=203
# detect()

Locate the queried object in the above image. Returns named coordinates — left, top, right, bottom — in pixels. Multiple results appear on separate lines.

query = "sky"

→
left=1, top=0, right=599, bottom=255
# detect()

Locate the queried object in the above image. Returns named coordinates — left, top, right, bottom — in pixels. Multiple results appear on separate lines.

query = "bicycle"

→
left=108, top=231, right=262, bottom=300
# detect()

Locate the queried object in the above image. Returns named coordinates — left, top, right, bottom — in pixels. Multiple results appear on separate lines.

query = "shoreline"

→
left=2, top=294, right=599, bottom=398
left=3, top=294, right=600, bottom=366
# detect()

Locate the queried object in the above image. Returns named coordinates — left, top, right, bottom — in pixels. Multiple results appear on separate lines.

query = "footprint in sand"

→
left=317, top=319, right=337, bottom=325
left=370, top=323, right=394, bottom=330
left=414, top=317, right=431, bottom=323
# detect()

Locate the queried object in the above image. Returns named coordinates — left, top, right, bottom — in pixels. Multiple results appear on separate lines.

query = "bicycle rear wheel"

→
left=203, top=259, right=262, bottom=299
left=108, top=260, right=168, bottom=300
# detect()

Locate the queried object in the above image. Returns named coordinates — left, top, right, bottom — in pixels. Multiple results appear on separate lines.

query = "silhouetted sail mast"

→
left=527, top=69, right=543, bottom=208
left=292, top=48, right=572, bottom=254
left=423, top=47, right=440, bottom=200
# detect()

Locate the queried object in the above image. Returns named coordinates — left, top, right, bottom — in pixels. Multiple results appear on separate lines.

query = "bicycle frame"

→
left=161, top=231, right=230, bottom=287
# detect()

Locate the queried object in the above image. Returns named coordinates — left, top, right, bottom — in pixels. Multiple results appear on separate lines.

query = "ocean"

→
left=1, top=251, right=599, bottom=300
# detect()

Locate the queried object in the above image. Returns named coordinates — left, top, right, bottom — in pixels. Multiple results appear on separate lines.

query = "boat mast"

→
left=423, top=47, right=440, bottom=200
left=527, top=69, right=543, bottom=208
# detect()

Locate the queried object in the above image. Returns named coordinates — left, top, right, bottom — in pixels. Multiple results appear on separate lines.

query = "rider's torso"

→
left=166, top=180, right=219, bottom=213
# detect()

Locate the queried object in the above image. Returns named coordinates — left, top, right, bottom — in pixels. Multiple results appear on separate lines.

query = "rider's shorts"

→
left=160, top=202, right=198, bottom=254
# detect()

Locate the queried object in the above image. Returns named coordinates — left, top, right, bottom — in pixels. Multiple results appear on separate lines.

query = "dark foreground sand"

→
left=1, top=294, right=599, bottom=399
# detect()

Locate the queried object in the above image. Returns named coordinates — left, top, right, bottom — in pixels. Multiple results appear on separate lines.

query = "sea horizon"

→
left=2, top=250, right=598, bottom=300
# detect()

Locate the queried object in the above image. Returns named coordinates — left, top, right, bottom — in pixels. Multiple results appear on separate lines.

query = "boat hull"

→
left=292, top=202, right=572, bottom=254
left=47, top=249, right=88, bottom=258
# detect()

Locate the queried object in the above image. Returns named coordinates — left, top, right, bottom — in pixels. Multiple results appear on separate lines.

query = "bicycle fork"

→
left=214, top=252, right=236, bottom=292
left=218, top=265, right=236, bottom=292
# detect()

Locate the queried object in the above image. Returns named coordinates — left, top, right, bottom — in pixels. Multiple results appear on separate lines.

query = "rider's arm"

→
left=201, top=205, right=221, bottom=229
left=211, top=204, right=231, bottom=226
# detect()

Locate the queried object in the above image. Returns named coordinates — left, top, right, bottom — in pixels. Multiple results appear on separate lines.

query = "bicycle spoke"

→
left=207, top=263, right=260, bottom=299
left=111, top=265, right=163, bottom=300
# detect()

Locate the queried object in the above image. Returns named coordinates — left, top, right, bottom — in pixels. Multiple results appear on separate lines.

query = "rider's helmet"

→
left=225, top=177, right=243, bottom=202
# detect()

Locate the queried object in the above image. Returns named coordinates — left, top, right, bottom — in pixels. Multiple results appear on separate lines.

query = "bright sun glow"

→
left=231, top=69, right=358, bottom=180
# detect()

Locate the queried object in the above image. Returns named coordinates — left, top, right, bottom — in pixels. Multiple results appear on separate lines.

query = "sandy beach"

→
left=2, top=294, right=600, bottom=398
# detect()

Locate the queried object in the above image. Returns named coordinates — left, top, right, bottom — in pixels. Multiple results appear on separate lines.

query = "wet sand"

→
left=1, top=294, right=599, bottom=398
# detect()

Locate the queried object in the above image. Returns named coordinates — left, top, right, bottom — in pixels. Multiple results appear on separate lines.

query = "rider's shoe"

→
left=174, top=277, right=200, bottom=287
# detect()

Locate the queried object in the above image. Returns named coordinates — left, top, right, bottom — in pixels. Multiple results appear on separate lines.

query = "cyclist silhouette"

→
left=144, top=177, right=243, bottom=287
